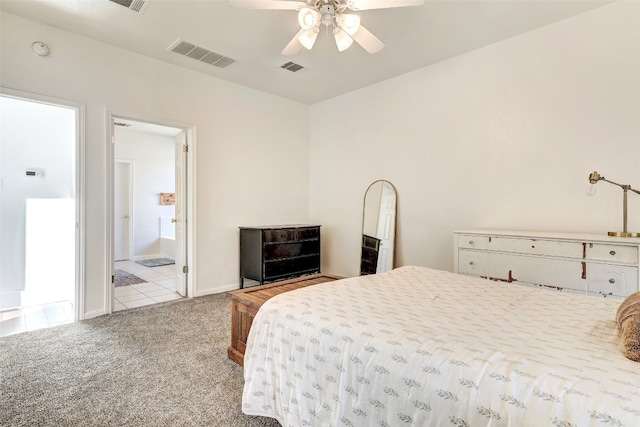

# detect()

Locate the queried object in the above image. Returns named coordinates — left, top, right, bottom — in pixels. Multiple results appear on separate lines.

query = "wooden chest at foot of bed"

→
left=227, top=273, right=343, bottom=366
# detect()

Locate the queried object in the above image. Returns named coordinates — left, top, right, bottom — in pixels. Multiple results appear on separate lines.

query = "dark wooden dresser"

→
left=239, top=225, right=321, bottom=288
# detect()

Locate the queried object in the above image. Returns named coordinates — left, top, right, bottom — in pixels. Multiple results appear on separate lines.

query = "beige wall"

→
left=1, top=11, right=310, bottom=318
left=2, top=1, right=639, bottom=316
left=309, top=1, right=640, bottom=277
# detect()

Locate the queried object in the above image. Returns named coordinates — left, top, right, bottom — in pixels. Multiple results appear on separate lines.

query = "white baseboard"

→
left=82, top=308, right=107, bottom=320
left=195, top=283, right=239, bottom=297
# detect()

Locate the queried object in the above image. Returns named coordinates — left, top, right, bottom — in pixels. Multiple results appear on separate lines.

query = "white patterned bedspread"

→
left=242, top=266, right=640, bottom=427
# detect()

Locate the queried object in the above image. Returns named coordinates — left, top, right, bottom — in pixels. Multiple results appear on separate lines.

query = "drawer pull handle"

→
left=609, top=250, right=616, bottom=256
left=469, top=261, right=475, bottom=266
left=469, top=240, right=474, bottom=245
left=609, top=278, right=616, bottom=284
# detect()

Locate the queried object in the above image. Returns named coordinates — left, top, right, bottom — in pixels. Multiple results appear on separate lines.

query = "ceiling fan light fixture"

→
left=298, top=7, right=320, bottom=30
left=337, top=13, right=361, bottom=36
left=298, top=28, right=319, bottom=50
left=334, top=28, right=353, bottom=52
left=230, top=0, right=422, bottom=56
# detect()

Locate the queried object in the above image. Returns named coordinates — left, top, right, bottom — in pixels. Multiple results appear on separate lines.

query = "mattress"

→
left=242, top=265, right=640, bottom=426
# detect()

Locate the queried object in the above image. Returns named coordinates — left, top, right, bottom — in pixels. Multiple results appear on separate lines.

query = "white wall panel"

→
left=309, top=1, right=640, bottom=277
left=1, top=12, right=310, bottom=316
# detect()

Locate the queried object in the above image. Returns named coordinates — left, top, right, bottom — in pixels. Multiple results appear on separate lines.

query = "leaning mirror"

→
left=360, top=180, right=397, bottom=275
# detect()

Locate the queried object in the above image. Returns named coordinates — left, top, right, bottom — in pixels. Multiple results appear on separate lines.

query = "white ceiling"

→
left=1, top=0, right=612, bottom=105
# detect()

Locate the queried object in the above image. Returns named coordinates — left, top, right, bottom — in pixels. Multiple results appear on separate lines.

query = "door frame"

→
left=106, top=110, right=196, bottom=312
left=1, top=87, right=86, bottom=320
left=114, top=159, right=134, bottom=261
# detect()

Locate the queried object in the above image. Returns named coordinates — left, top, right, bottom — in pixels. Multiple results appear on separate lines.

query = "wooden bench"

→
left=227, top=273, right=343, bottom=366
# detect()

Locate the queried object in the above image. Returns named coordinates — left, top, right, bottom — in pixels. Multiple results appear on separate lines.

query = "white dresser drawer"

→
left=458, top=250, right=488, bottom=276
left=457, top=234, right=583, bottom=259
left=585, top=243, right=638, bottom=264
left=586, top=264, right=638, bottom=297
left=483, top=253, right=586, bottom=292
left=457, top=235, right=492, bottom=250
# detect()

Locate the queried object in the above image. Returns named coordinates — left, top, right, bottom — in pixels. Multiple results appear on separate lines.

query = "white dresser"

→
left=454, top=230, right=640, bottom=297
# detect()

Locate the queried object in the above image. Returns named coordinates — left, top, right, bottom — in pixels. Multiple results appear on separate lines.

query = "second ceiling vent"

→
left=281, top=62, right=304, bottom=72
left=108, top=0, right=149, bottom=14
left=168, top=39, right=237, bottom=69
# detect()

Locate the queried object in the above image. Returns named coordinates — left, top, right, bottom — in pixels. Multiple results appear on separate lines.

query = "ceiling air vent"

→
left=108, top=0, right=150, bottom=14
left=167, top=39, right=237, bottom=69
left=281, top=62, right=304, bottom=72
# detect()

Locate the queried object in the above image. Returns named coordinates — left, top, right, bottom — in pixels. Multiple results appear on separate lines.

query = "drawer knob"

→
left=609, top=278, right=616, bottom=284
left=469, top=261, right=475, bottom=266
left=468, top=240, right=474, bottom=245
left=609, top=250, right=616, bottom=256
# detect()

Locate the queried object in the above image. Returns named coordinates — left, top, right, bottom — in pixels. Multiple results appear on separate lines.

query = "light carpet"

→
left=0, top=294, right=280, bottom=427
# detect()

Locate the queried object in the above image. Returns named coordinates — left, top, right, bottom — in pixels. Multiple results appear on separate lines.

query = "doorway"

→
left=0, top=90, right=83, bottom=335
left=109, top=115, right=193, bottom=312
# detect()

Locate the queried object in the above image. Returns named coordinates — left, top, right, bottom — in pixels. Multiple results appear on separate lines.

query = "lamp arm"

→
left=599, top=177, right=627, bottom=189
left=599, top=177, right=640, bottom=195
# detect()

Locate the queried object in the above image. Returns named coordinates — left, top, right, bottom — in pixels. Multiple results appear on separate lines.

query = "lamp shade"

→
left=334, top=28, right=354, bottom=52
left=298, top=28, right=319, bottom=50
left=337, top=13, right=361, bottom=35
left=298, top=7, right=320, bottom=30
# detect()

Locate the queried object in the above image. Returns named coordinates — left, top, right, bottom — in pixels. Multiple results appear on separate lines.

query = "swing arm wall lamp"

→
left=586, top=171, right=640, bottom=237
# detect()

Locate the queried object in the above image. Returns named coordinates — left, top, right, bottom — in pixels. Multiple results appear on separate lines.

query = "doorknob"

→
left=171, top=218, right=176, bottom=223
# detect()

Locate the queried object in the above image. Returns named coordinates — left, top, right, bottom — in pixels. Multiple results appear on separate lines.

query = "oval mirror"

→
left=360, top=180, right=397, bottom=275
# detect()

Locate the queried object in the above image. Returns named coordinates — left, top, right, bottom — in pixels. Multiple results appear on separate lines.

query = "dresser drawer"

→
left=458, top=250, right=488, bottom=276
left=458, top=234, right=583, bottom=259
left=263, top=229, right=296, bottom=243
left=586, top=264, right=638, bottom=297
left=461, top=252, right=586, bottom=292
left=264, top=240, right=320, bottom=259
left=297, top=227, right=319, bottom=240
left=585, top=243, right=638, bottom=264
left=264, top=255, right=320, bottom=279
left=457, top=235, right=492, bottom=250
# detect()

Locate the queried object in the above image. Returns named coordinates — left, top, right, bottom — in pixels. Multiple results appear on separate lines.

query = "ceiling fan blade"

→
left=281, top=29, right=305, bottom=56
left=229, top=0, right=306, bottom=10
left=347, top=0, right=424, bottom=11
left=351, top=24, right=385, bottom=54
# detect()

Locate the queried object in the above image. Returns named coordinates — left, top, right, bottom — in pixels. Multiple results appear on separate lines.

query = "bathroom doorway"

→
left=0, top=90, right=84, bottom=335
left=109, top=115, right=193, bottom=312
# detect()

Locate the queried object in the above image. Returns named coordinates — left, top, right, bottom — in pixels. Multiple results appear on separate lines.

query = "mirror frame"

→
left=360, top=180, right=397, bottom=275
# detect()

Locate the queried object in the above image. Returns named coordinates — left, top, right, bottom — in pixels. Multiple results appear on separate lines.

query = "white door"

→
left=174, top=132, right=187, bottom=296
left=114, top=161, right=132, bottom=261
left=376, top=183, right=396, bottom=273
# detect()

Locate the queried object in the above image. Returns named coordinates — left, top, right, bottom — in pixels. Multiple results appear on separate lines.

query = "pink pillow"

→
left=616, top=292, right=640, bottom=362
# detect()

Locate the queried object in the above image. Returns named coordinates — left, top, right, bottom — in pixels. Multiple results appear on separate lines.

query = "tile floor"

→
left=0, top=300, right=75, bottom=337
left=114, top=260, right=182, bottom=311
left=0, top=260, right=182, bottom=337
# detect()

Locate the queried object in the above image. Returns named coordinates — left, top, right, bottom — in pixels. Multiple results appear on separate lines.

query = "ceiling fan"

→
left=229, top=0, right=424, bottom=56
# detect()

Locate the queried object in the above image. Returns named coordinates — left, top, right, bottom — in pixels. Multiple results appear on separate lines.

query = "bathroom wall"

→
left=114, top=127, right=175, bottom=259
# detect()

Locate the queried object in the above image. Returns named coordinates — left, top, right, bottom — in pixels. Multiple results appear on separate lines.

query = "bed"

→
left=242, top=265, right=640, bottom=426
